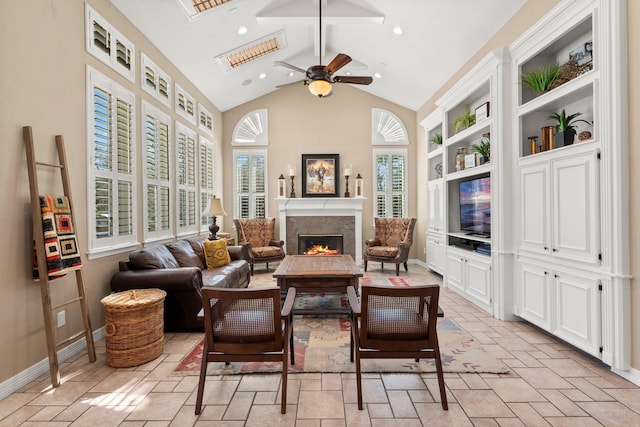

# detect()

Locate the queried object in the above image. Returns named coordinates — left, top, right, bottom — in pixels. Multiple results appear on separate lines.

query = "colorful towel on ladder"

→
left=33, top=195, right=82, bottom=281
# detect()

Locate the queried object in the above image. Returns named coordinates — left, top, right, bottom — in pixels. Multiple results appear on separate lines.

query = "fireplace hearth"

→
left=298, top=234, right=343, bottom=256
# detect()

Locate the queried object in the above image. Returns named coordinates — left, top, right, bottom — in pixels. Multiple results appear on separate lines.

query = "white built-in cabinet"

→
left=422, top=0, right=629, bottom=369
left=510, top=0, right=628, bottom=367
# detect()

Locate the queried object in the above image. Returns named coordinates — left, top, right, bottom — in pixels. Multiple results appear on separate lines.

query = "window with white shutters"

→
left=85, top=5, right=135, bottom=82
left=373, top=149, right=407, bottom=218
left=87, top=66, right=137, bottom=257
left=176, top=122, right=198, bottom=235
left=199, top=137, right=215, bottom=232
left=142, top=101, right=172, bottom=242
left=233, top=150, right=267, bottom=219
left=141, top=54, right=171, bottom=107
left=175, top=84, right=196, bottom=124
left=199, top=104, right=214, bottom=136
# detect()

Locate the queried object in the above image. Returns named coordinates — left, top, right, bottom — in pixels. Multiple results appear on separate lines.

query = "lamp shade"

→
left=206, top=196, right=227, bottom=217
left=308, top=79, right=332, bottom=97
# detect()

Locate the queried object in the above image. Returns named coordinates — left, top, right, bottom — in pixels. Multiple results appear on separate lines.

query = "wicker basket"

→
left=101, top=289, right=166, bottom=368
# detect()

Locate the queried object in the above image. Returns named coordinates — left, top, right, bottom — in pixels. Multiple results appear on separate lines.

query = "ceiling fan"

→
left=274, top=0, right=373, bottom=97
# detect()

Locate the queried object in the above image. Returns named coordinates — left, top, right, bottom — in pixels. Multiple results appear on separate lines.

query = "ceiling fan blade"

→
left=325, top=53, right=352, bottom=74
left=274, top=61, right=306, bottom=74
left=333, top=75, right=373, bottom=85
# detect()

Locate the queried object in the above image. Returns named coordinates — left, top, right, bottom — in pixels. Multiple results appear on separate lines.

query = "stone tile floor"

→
left=1, top=265, right=639, bottom=426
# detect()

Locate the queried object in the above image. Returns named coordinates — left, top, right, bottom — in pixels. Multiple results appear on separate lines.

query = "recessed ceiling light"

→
left=345, top=71, right=352, bottom=76
left=393, top=26, right=403, bottom=35
left=288, top=71, right=295, bottom=77
left=374, top=72, right=382, bottom=79
left=242, top=79, right=252, bottom=86
left=259, top=73, right=266, bottom=79
left=238, top=26, right=248, bottom=35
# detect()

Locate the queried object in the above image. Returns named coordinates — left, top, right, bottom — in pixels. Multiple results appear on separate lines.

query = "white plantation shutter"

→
left=141, top=54, right=171, bottom=107
left=88, top=67, right=137, bottom=256
left=234, top=150, right=267, bottom=219
left=373, top=149, right=407, bottom=218
left=199, top=104, right=214, bottom=135
left=175, top=84, right=196, bottom=124
left=199, top=137, right=215, bottom=231
left=142, top=102, right=172, bottom=241
left=176, top=122, right=198, bottom=235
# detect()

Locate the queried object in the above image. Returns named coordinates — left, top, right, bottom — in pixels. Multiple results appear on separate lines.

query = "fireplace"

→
left=298, top=234, right=343, bottom=256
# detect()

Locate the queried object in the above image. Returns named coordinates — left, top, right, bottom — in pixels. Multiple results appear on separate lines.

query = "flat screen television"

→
left=458, top=176, right=491, bottom=236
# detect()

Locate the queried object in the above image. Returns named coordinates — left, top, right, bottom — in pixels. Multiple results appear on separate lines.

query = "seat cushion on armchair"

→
left=253, top=246, right=284, bottom=258
left=366, top=246, right=399, bottom=258
left=167, top=240, right=205, bottom=269
left=129, top=244, right=180, bottom=269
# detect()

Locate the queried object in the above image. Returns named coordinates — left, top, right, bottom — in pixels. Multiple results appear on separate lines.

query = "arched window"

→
left=232, top=109, right=268, bottom=146
left=371, top=108, right=408, bottom=145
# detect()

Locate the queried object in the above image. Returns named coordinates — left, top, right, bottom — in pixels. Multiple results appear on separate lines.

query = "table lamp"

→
left=206, top=195, right=227, bottom=240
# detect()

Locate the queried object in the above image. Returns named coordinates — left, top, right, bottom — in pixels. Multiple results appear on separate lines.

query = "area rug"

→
left=173, top=278, right=509, bottom=375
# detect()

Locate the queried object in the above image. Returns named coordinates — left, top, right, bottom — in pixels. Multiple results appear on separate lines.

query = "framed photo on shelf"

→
left=302, top=154, right=340, bottom=197
left=475, top=102, right=490, bottom=121
left=464, top=154, right=476, bottom=169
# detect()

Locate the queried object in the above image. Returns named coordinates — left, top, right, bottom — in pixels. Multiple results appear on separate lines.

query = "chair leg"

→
left=250, top=262, right=254, bottom=276
left=395, top=263, right=400, bottom=276
left=381, top=262, right=384, bottom=271
left=355, top=345, right=363, bottom=410
left=290, top=313, right=295, bottom=365
left=434, top=345, right=448, bottom=410
left=266, top=262, right=269, bottom=271
left=282, top=331, right=289, bottom=414
left=195, top=342, right=209, bottom=415
left=404, top=261, right=409, bottom=272
left=364, top=260, right=368, bottom=272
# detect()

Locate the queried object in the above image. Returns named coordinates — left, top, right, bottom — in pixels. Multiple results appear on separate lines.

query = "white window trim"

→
left=176, top=121, right=199, bottom=236
left=142, top=101, right=173, bottom=243
left=372, top=148, right=408, bottom=218
left=175, top=83, right=196, bottom=124
left=198, top=104, right=214, bottom=136
left=199, top=136, right=216, bottom=234
left=85, top=4, right=135, bottom=82
left=371, top=108, right=409, bottom=145
left=86, top=66, right=138, bottom=258
left=141, top=53, right=172, bottom=107
left=233, top=149, right=268, bottom=219
left=232, top=109, right=268, bottom=146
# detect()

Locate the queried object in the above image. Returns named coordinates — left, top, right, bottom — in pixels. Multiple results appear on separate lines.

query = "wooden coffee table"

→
left=273, top=255, right=363, bottom=315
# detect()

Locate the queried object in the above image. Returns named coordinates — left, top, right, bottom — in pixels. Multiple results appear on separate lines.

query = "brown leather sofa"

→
left=110, top=236, right=251, bottom=331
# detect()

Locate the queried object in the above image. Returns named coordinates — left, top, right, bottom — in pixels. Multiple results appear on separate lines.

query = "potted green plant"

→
left=430, top=134, right=443, bottom=146
left=547, top=109, right=591, bottom=147
left=521, top=64, right=561, bottom=94
left=472, top=138, right=491, bottom=164
left=454, top=110, right=476, bottom=134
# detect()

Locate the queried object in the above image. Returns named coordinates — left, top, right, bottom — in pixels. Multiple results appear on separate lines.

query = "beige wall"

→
left=0, top=0, right=221, bottom=383
left=221, top=84, right=417, bottom=250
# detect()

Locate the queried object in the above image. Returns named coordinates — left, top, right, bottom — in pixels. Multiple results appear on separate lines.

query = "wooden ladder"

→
left=23, top=126, right=96, bottom=387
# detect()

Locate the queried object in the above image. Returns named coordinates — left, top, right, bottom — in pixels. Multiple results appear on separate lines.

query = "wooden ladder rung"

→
left=52, top=296, right=84, bottom=311
left=56, top=330, right=90, bottom=349
left=35, top=161, right=63, bottom=169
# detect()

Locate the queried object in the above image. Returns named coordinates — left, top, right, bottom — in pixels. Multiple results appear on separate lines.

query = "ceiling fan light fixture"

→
left=308, top=79, right=332, bottom=97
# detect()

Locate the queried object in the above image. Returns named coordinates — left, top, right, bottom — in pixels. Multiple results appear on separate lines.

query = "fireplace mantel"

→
left=276, top=197, right=366, bottom=264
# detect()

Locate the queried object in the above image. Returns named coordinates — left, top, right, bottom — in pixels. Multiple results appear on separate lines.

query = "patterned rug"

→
left=173, top=278, right=509, bottom=375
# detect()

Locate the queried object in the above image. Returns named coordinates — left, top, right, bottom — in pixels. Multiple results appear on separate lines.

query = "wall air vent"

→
left=216, top=31, right=287, bottom=71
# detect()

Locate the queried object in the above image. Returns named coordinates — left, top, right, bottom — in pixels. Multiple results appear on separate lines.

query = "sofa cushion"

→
left=129, top=244, right=180, bottom=269
left=204, top=239, right=231, bottom=268
left=166, top=240, right=204, bottom=269
left=187, top=237, right=208, bottom=266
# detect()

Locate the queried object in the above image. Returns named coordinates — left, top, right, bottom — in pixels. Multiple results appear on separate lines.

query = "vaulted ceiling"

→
left=111, top=0, right=527, bottom=112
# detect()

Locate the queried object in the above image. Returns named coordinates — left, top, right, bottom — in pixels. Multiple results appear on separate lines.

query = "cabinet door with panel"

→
left=446, top=247, right=492, bottom=313
left=520, top=162, right=549, bottom=253
left=426, top=233, right=445, bottom=275
left=427, top=180, right=444, bottom=234
left=552, top=269, right=600, bottom=356
left=517, top=260, right=552, bottom=330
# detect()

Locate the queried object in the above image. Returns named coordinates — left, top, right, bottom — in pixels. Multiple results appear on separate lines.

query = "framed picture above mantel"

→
left=302, top=154, right=340, bottom=197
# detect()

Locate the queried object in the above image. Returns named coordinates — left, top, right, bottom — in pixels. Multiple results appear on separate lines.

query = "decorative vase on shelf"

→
left=455, top=147, right=467, bottom=171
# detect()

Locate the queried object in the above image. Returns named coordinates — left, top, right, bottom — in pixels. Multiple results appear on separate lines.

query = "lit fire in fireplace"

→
left=304, top=244, right=340, bottom=256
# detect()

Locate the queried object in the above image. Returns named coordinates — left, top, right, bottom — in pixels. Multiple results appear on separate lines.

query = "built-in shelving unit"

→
left=510, top=0, right=629, bottom=369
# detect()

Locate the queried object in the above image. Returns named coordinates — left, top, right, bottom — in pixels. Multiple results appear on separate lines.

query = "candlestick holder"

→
left=344, top=175, right=350, bottom=197
left=289, top=175, right=296, bottom=198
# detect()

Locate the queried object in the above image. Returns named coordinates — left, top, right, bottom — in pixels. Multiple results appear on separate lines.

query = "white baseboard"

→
left=0, top=327, right=104, bottom=400
left=612, top=366, right=640, bottom=388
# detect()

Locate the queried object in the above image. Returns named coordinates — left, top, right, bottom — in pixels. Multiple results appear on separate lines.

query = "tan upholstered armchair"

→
left=364, top=217, right=416, bottom=276
left=234, top=218, right=286, bottom=274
